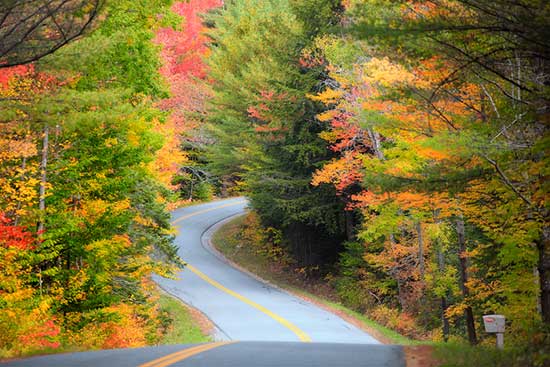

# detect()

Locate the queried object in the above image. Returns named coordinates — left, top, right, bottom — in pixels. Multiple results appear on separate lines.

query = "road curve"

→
left=1, top=198, right=407, bottom=367
left=156, top=197, right=380, bottom=344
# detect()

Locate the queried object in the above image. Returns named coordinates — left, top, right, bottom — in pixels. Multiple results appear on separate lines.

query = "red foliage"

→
left=0, top=65, right=34, bottom=89
left=17, top=318, right=61, bottom=350
left=155, top=1, right=222, bottom=129
left=0, top=213, right=34, bottom=250
left=0, top=64, right=64, bottom=94
left=247, top=104, right=270, bottom=121
left=155, top=0, right=222, bottom=80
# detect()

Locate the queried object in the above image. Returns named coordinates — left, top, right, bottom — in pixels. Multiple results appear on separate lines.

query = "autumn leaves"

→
left=205, top=0, right=549, bottom=347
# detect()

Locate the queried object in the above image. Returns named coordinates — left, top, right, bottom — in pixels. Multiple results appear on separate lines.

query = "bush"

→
left=370, top=305, right=424, bottom=339
left=192, top=182, right=213, bottom=201
left=434, top=323, right=550, bottom=367
left=64, top=303, right=159, bottom=350
left=335, top=277, right=373, bottom=312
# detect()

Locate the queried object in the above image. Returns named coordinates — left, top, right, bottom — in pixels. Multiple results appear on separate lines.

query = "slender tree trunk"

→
left=456, top=216, right=477, bottom=345
left=534, top=266, right=542, bottom=315
left=367, top=128, right=384, bottom=160
left=14, top=157, right=27, bottom=226
left=433, top=210, right=450, bottom=342
left=390, top=233, right=405, bottom=310
left=438, top=249, right=450, bottom=341
left=537, top=219, right=550, bottom=325
left=434, top=210, right=450, bottom=341
left=416, top=221, right=425, bottom=279
left=37, top=124, right=49, bottom=234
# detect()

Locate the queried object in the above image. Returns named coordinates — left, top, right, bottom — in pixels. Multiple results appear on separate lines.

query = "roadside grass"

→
left=432, top=342, right=548, bottom=367
left=211, top=214, right=413, bottom=346
left=158, top=294, right=212, bottom=344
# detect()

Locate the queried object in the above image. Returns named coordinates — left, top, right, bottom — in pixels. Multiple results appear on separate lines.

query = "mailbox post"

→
left=482, top=314, right=505, bottom=349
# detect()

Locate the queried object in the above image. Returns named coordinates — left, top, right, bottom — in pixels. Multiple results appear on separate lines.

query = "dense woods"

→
left=0, top=0, right=192, bottom=357
left=0, top=0, right=548, bottom=361
left=204, top=0, right=549, bottom=352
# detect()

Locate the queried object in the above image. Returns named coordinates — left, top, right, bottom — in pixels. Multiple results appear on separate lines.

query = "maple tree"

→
left=153, top=0, right=222, bottom=200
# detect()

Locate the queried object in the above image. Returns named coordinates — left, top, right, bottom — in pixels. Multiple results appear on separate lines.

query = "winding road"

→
left=2, top=198, right=405, bottom=367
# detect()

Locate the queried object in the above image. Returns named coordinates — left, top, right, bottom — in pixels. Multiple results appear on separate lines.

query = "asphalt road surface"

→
left=2, top=198, right=405, bottom=367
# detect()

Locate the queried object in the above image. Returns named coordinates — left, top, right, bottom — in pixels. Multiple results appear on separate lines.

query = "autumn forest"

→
left=0, top=0, right=549, bottom=364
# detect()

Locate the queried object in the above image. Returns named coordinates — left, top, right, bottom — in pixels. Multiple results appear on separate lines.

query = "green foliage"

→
left=206, top=0, right=349, bottom=265
left=0, top=0, right=184, bottom=357
left=42, top=0, right=179, bottom=96
left=435, top=328, right=550, bottom=367
left=192, top=182, right=213, bottom=201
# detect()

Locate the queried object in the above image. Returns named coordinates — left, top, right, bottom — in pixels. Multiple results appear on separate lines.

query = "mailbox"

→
left=483, top=314, right=505, bottom=333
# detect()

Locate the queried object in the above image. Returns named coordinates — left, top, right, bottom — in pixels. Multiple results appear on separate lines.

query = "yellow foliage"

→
left=360, top=57, right=415, bottom=88
left=307, top=88, right=344, bottom=104
left=318, top=130, right=338, bottom=143
left=316, top=110, right=338, bottom=122
left=104, top=137, right=118, bottom=147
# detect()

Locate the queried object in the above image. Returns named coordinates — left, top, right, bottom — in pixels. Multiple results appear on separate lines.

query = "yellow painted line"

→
left=171, top=200, right=247, bottom=225
left=170, top=201, right=313, bottom=343
left=138, top=342, right=234, bottom=367
left=186, top=263, right=312, bottom=342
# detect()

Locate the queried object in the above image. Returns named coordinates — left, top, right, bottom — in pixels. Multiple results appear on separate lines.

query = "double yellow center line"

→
left=138, top=342, right=234, bottom=367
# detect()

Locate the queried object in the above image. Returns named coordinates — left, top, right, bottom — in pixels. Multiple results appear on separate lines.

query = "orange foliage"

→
left=312, top=153, right=363, bottom=192
left=100, top=304, right=148, bottom=349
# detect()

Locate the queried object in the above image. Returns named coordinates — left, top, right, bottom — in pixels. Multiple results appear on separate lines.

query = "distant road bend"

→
left=2, top=198, right=405, bottom=367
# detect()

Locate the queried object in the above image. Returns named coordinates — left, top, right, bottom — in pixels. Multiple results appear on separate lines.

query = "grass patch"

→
left=158, top=294, right=211, bottom=344
left=212, top=214, right=413, bottom=345
left=433, top=342, right=548, bottom=367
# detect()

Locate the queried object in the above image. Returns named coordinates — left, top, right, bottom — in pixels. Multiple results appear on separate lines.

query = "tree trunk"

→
left=433, top=210, right=450, bottom=340
left=14, top=157, right=27, bottom=226
left=37, top=124, right=49, bottom=234
left=367, top=128, right=385, bottom=160
left=537, top=219, right=550, bottom=325
left=416, top=221, right=425, bottom=279
left=456, top=217, right=477, bottom=345
left=438, top=249, right=450, bottom=341
left=390, top=233, right=405, bottom=310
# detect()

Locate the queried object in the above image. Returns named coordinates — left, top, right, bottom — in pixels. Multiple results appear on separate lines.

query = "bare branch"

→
left=0, top=0, right=104, bottom=67
left=481, top=153, right=533, bottom=207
